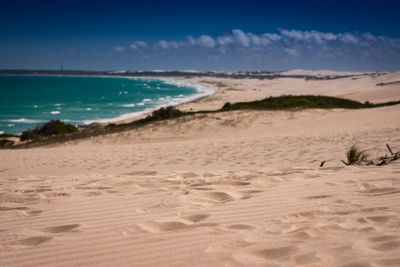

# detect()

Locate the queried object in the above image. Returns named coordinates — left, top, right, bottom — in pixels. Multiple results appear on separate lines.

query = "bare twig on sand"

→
left=368, top=144, right=399, bottom=166
left=320, top=144, right=399, bottom=167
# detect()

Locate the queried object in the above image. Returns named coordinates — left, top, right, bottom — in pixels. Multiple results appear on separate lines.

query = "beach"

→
left=1, top=70, right=400, bottom=266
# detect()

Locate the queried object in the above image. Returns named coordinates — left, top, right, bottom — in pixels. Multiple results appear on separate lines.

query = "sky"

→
left=1, top=0, right=400, bottom=71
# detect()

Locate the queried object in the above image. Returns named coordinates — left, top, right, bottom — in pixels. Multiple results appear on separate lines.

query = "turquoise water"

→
left=0, top=75, right=213, bottom=134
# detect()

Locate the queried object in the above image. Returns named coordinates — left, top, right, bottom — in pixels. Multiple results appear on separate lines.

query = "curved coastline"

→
left=81, top=77, right=215, bottom=125
left=0, top=75, right=216, bottom=133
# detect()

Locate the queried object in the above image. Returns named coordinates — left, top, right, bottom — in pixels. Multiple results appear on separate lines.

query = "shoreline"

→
left=80, top=77, right=216, bottom=126
left=0, top=75, right=216, bottom=134
left=2, top=70, right=400, bottom=136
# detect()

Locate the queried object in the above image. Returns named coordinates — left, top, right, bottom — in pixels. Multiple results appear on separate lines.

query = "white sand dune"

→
left=178, top=71, right=400, bottom=112
left=1, top=71, right=400, bottom=266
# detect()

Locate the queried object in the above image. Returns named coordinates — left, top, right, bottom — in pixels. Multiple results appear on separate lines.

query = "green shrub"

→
left=0, top=133, right=18, bottom=138
left=20, top=130, right=36, bottom=141
left=142, top=106, right=184, bottom=122
left=149, top=106, right=184, bottom=120
left=219, top=95, right=371, bottom=111
left=105, top=123, right=116, bottom=129
left=0, top=139, right=14, bottom=147
left=20, top=120, right=78, bottom=141
left=346, top=145, right=369, bottom=165
left=222, top=102, right=232, bottom=110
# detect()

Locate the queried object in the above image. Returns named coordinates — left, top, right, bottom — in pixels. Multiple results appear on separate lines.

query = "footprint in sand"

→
left=0, top=193, right=39, bottom=204
left=358, top=187, right=400, bottom=196
left=42, top=192, right=71, bottom=198
left=252, top=246, right=299, bottom=260
left=240, top=190, right=263, bottom=199
left=0, top=205, right=43, bottom=216
left=294, top=252, right=320, bottom=265
left=360, top=206, right=389, bottom=212
left=287, top=228, right=314, bottom=241
left=184, top=214, right=210, bottom=223
left=122, top=171, right=158, bottom=176
left=179, top=172, right=201, bottom=178
left=138, top=220, right=218, bottom=233
left=9, top=236, right=52, bottom=247
left=138, top=221, right=189, bottom=232
left=368, top=235, right=399, bottom=243
left=37, top=224, right=80, bottom=233
left=192, top=187, right=215, bottom=191
left=205, top=192, right=234, bottom=202
left=370, top=240, right=400, bottom=251
left=299, top=195, right=332, bottom=200
left=0, top=206, right=28, bottom=211
left=366, top=215, right=392, bottom=224
left=217, top=181, right=251, bottom=186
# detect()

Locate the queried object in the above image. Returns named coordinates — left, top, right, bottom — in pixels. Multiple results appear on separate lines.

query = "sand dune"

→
left=178, top=71, right=400, bottom=111
left=1, top=72, right=400, bottom=266
left=1, top=164, right=400, bottom=266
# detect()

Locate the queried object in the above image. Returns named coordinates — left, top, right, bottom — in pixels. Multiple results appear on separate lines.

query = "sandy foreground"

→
left=1, top=71, right=400, bottom=266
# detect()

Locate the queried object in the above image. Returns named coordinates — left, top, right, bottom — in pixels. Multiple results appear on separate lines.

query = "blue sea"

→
left=0, top=75, right=213, bottom=134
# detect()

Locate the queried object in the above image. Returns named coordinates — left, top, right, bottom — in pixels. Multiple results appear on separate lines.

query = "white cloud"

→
left=184, top=35, right=216, bottom=48
left=233, top=29, right=250, bottom=47
left=156, top=40, right=182, bottom=49
left=186, top=36, right=196, bottom=46
left=263, top=33, right=281, bottom=41
left=338, top=33, right=358, bottom=44
left=280, top=29, right=304, bottom=40
left=280, top=29, right=338, bottom=44
left=116, top=29, right=378, bottom=55
left=109, top=29, right=400, bottom=70
left=113, top=45, right=126, bottom=52
left=130, top=41, right=147, bottom=50
left=217, top=35, right=234, bottom=46
left=363, top=32, right=377, bottom=41
left=197, top=35, right=216, bottom=48
left=114, top=29, right=393, bottom=54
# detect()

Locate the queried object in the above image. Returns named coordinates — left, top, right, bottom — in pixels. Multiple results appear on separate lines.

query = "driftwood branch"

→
left=386, top=144, right=394, bottom=155
left=320, top=144, right=399, bottom=167
left=370, top=151, right=399, bottom=166
left=340, top=160, right=350, bottom=166
left=352, top=144, right=398, bottom=166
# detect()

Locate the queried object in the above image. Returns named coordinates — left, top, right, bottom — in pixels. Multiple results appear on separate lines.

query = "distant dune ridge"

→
left=0, top=70, right=400, bottom=266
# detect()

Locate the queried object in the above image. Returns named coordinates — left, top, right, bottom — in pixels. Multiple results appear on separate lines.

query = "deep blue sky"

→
left=1, top=0, right=400, bottom=71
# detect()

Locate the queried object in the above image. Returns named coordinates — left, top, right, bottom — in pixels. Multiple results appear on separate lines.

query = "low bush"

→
left=145, top=106, right=185, bottom=121
left=0, top=133, right=18, bottom=138
left=220, top=95, right=370, bottom=111
left=21, top=120, right=78, bottom=141
left=105, top=123, right=116, bottom=129
left=0, top=139, right=14, bottom=147
left=346, top=145, right=369, bottom=165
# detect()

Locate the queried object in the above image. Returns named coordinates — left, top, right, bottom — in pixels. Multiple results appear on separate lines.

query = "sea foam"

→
left=7, top=118, right=45, bottom=123
left=82, top=78, right=214, bottom=125
left=0, top=76, right=215, bottom=133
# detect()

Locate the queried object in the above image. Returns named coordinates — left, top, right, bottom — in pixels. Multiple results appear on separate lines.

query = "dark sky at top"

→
left=1, top=0, right=399, bottom=71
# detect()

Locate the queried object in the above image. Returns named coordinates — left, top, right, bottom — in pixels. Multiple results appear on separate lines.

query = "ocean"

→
left=0, top=75, right=213, bottom=134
